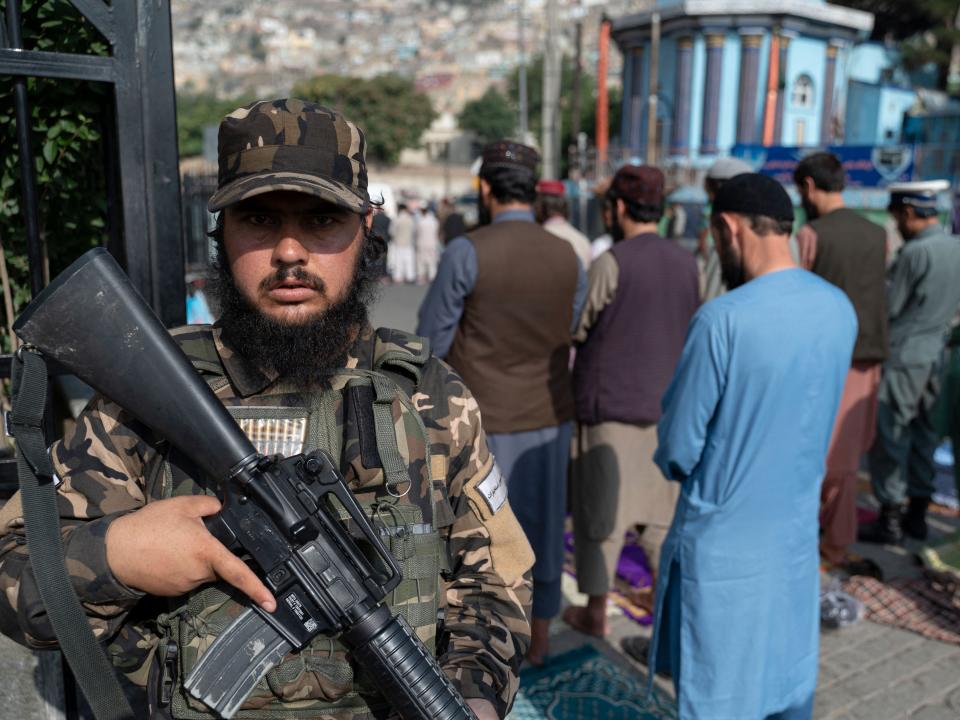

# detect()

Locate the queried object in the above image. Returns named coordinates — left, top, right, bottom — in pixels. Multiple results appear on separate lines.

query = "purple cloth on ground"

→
left=617, top=544, right=653, bottom=589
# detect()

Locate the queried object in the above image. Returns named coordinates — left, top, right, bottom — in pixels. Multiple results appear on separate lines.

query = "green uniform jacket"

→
left=0, top=324, right=533, bottom=718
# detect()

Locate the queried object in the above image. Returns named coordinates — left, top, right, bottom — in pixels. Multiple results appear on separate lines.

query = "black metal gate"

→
left=0, top=0, right=184, bottom=494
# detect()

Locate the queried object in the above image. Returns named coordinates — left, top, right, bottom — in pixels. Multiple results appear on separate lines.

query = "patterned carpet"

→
left=509, top=646, right=678, bottom=720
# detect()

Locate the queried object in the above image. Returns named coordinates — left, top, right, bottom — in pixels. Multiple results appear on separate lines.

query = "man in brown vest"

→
left=417, top=141, right=586, bottom=665
left=563, top=165, right=699, bottom=637
left=794, top=152, right=888, bottom=574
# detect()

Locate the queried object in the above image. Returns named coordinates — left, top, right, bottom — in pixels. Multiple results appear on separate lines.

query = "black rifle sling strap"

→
left=10, top=349, right=134, bottom=720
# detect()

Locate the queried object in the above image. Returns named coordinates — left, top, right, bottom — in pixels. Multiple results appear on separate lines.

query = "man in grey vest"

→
left=860, top=180, right=960, bottom=544
left=417, top=141, right=586, bottom=665
left=563, top=165, right=699, bottom=636
left=794, top=152, right=888, bottom=573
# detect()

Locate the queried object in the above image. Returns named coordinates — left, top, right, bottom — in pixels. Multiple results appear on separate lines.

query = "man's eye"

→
left=246, top=214, right=275, bottom=226
left=307, top=215, right=337, bottom=228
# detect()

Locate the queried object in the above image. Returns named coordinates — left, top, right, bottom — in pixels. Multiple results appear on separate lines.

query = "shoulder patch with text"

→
left=477, top=464, right=507, bottom=515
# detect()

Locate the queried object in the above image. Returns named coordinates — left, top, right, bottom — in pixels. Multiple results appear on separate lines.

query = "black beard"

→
left=610, top=213, right=626, bottom=242
left=477, top=192, right=492, bottom=227
left=715, top=225, right=746, bottom=290
left=211, top=258, right=372, bottom=390
left=720, top=253, right=745, bottom=290
left=801, top=196, right=819, bottom=221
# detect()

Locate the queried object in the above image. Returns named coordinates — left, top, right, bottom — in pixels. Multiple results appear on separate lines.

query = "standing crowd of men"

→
left=0, top=96, right=958, bottom=720
left=384, top=200, right=465, bottom=284
left=418, top=141, right=960, bottom=719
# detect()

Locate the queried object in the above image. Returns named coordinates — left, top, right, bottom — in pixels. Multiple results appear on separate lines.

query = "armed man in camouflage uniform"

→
left=0, top=99, right=532, bottom=720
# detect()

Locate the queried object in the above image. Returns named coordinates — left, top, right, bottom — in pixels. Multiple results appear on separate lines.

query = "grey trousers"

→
left=868, top=362, right=941, bottom=506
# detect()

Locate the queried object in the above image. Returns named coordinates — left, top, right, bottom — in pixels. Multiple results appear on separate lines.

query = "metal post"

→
left=646, top=12, right=660, bottom=165
left=541, top=0, right=561, bottom=178
left=949, top=5, right=960, bottom=96
left=571, top=21, right=583, bottom=145
left=596, top=19, right=610, bottom=173
left=577, top=132, right=588, bottom=233
left=763, top=33, right=781, bottom=146
left=111, top=0, right=185, bottom=327
left=517, top=0, right=528, bottom=140
left=5, top=0, right=44, bottom=298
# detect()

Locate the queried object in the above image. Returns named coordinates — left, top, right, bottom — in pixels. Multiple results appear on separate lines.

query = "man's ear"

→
left=616, top=198, right=626, bottom=223
left=802, top=176, right=816, bottom=197
left=479, top=178, right=490, bottom=203
left=363, top=209, right=374, bottom=230
left=716, top=212, right=740, bottom=244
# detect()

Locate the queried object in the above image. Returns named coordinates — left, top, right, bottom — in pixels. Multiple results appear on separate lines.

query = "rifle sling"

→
left=11, top=350, right=134, bottom=720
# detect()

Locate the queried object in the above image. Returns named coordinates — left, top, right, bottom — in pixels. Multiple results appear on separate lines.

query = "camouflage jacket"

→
left=0, top=324, right=533, bottom=718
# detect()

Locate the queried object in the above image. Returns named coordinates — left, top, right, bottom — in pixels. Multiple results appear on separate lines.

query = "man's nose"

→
left=272, top=229, right=309, bottom=266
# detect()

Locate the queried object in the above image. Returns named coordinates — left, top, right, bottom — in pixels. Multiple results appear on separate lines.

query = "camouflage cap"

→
left=208, top=98, right=369, bottom=213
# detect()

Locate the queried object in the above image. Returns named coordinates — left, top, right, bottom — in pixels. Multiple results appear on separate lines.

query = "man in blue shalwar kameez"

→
left=623, top=174, right=857, bottom=720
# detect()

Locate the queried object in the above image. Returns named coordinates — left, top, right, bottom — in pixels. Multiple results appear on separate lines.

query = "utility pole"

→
left=517, top=0, right=528, bottom=140
left=596, top=18, right=610, bottom=174
left=571, top=21, right=583, bottom=147
left=948, top=3, right=960, bottom=96
left=646, top=12, right=660, bottom=165
left=541, top=0, right=561, bottom=178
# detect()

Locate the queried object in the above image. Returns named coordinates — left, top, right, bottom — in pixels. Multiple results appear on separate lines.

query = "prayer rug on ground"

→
left=845, top=570, right=960, bottom=645
left=563, top=531, right=654, bottom=626
left=509, top=645, right=678, bottom=720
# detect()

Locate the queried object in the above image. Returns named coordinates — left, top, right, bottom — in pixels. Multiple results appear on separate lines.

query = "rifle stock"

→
left=14, top=248, right=255, bottom=481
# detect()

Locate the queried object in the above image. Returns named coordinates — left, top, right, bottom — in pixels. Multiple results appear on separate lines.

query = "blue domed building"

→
left=611, top=0, right=877, bottom=162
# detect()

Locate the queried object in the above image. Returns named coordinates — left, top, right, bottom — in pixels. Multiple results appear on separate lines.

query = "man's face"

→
left=477, top=179, right=492, bottom=226
left=608, top=196, right=625, bottom=242
left=712, top=214, right=746, bottom=289
left=889, top=205, right=920, bottom=240
left=601, top=201, right=613, bottom=233
left=797, top=177, right=818, bottom=220
left=222, top=191, right=367, bottom=326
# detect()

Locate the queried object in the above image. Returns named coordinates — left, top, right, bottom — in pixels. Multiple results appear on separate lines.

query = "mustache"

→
left=259, top=266, right=326, bottom=294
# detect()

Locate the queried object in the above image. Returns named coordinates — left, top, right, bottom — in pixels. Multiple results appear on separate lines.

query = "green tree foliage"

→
left=292, top=74, right=436, bottom=165
left=458, top=87, right=516, bottom=143
left=834, top=0, right=960, bottom=90
left=0, top=0, right=110, bottom=348
left=176, top=92, right=251, bottom=158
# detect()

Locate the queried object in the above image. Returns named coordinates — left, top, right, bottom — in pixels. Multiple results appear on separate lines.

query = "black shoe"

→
left=857, top=504, right=903, bottom=545
left=620, top=636, right=672, bottom=678
left=902, top=497, right=930, bottom=541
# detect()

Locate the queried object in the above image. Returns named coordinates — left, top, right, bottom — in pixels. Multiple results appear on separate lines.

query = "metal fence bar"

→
left=68, top=0, right=114, bottom=44
left=111, top=0, right=184, bottom=327
left=0, top=48, right=114, bottom=82
left=0, top=0, right=186, bottom=501
left=5, top=0, right=44, bottom=298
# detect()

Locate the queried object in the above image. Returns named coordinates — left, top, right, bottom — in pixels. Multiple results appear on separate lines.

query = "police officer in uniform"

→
left=860, top=179, right=960, bottom=544
left=0, top=100, right=533, bottom=720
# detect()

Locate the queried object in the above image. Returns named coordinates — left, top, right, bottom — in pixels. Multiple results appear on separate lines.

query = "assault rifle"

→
left=13, top=248, right=475, bottom=720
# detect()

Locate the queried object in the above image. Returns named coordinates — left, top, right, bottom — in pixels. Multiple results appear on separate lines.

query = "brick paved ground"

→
left=546, top=507, right=960, bottom=720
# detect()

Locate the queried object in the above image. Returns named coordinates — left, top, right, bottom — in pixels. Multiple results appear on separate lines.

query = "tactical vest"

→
left=148, top=327, right=451, bottom=720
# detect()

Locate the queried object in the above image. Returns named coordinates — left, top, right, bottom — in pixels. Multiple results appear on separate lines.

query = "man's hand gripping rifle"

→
left=13, top=249, right=476, bottom=720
